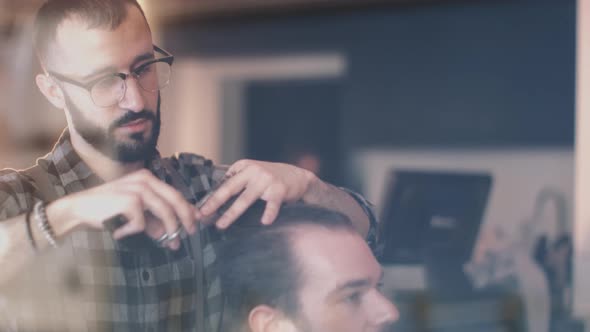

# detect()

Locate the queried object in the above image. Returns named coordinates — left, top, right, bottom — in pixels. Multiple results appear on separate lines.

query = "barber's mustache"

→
left=110, top=110, right=156, bottom=129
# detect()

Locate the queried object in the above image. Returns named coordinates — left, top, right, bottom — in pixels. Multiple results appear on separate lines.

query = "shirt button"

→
left=142, top=270, right=150, bottom=282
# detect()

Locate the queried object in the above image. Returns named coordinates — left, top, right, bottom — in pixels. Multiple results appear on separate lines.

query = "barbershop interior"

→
left=1, top=0, right=589, bottom=331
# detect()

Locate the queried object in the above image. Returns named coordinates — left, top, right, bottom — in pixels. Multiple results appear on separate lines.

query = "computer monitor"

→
left=378, top=169, right=492, bottom=265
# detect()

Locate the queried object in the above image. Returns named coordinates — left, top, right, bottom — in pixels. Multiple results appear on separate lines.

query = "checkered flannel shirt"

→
left=0, top=129, right=378, bottom=332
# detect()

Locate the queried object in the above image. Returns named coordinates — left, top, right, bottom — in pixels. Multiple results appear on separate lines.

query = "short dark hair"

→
left=33, top=0, right=147, bottom=65
left=217, top=202, right=356, bottom=332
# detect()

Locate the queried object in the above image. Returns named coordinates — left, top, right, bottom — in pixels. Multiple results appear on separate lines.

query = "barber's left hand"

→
left=198, top=159, right=317, bottom=228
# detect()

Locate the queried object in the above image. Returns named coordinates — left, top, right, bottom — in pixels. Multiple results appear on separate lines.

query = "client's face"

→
left=287, top=228, right=399, bottom=332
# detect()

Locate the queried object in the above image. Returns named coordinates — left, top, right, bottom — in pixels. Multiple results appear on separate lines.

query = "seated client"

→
left=217, top=202, right=398, bottom=332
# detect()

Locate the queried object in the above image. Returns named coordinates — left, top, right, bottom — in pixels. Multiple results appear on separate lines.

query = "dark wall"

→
left=164, top=0, right=576, bottom=148
left=245, top=79, right=346, bottom=184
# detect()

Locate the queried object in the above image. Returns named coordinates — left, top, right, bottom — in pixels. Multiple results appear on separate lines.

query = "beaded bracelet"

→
left=34, top=201, right=58, bottom=248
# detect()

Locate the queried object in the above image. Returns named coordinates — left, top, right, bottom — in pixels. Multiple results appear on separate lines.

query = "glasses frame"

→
left=47, top=44, right=174, bottom=106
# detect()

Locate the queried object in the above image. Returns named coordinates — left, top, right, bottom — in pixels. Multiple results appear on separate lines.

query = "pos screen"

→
left=378, top=170, right=492, bottom=265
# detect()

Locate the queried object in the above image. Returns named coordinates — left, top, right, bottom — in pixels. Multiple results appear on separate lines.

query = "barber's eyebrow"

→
left=79, top=52, right=155, bottom=81
left=130, top=52, right=156, bottom=69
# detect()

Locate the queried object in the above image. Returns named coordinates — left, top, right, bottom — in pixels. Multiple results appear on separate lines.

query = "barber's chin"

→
left=116, top=127, right=154, bottom=144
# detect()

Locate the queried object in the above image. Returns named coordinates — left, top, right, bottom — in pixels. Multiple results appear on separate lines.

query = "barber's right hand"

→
left=57, top=169, right=199, bottom=250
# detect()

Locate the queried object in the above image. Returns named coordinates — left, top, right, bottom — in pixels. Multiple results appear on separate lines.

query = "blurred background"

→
left=0, top=0, right=585, bottom=331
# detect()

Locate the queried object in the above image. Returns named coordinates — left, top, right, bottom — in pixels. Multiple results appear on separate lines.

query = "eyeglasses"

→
left=47, top=45, right=174, bottom=107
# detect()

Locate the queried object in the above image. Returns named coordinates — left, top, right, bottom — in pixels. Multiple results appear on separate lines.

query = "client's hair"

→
left=218, top=202, right=356, bottom=332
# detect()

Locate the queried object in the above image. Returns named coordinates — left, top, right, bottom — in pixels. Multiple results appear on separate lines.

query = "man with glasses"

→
left=0, top=0, right=376, bottom=331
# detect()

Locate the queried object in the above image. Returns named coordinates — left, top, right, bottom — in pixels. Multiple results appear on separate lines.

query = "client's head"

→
left=218, top=203, right=398, bottom=332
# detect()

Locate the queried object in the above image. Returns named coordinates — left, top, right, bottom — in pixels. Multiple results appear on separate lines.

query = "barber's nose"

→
left=118, top=76, right=146, bottom=112
left=370, top=292, right=399, bottom=328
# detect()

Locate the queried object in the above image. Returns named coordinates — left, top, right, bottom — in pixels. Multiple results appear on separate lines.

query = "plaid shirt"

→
left=0, top=129, right=377, bottom=332
left=0, top=130, right=227, bottom=332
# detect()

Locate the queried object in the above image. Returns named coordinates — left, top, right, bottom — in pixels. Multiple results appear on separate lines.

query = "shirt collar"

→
left=41, top=128, right=162, bottom=194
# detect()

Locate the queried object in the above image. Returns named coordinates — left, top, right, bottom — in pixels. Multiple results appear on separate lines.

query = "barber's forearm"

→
left=0, top=199, right=78, bottom=284
left=302, top=175, right=370, bottom=237
left=0, top=214, right=41, bottom=284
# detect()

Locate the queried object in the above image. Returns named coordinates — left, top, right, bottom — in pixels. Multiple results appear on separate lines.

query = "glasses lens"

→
left=136, top=61, right=172, bottom=93
left=91, top=75, right=125, bottom=107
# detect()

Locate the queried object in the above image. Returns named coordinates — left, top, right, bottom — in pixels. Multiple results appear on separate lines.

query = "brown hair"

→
left=218, top=202, right=356, bottom=332
left=33, top=0, right=147, bottom=65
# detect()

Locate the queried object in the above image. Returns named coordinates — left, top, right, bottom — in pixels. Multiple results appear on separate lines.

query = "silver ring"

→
left=155, top=225, right=184, bottom=248
left=156, top=233, right=169, bottom=244
left=167, top=226, right=183, bottom=241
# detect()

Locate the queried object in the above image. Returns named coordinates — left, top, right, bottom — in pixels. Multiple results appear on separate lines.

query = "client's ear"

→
left=248, top=305, right=296, bottom=332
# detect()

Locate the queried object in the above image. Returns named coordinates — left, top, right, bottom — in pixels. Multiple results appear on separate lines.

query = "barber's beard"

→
left=65, top=94, right=161, bottom=163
